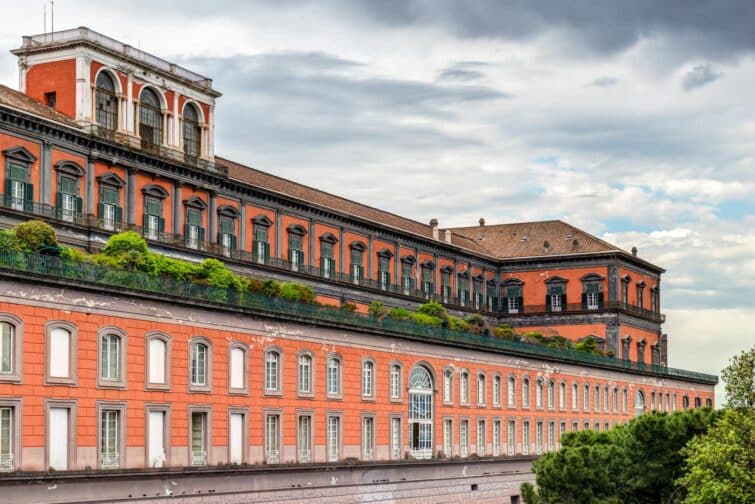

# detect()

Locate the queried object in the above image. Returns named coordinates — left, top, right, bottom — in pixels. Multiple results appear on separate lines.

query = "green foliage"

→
left=416, top=301, right=448, bottom=319
left=525, top=408, right=720, bottom=504
left=574, top=337, right=601, bottom=355
left=339, top=302, right=357, bottom=312
left=101, top=231, right=156, bottom=273
left=60, top=247, right=90, bottom=263
left=720, top=345, right=755, bottom=410
left=278, top=283, right=316, bottom=303
left=152, top=254, right=201, bottom=280
left=447, top=315, right=471, bottom=332
left=522, top=331, right=546, bottom=344
left=678, top=409, right=755, bottom=504
left=388, top=307, right=411, bottom=320
left=0, top=229, right=22, bottom=252
left=546, top=335, right=573, bottom=350
left=261, top=279, right=282, bottom=297
left=464, top=314, right=487, bottom=334
left=368, top=301, right=387, bottom=318
left=410, top=312, right=443, bottom=327
left=494, top=324, right=518, bottom=340
left=14, top=220, right=57, bottom=252
left=197, top=258, right=239, bottom=289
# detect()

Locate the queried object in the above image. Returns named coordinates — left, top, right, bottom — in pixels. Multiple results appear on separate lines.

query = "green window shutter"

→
left=158, top=217, right=165, bottom=233
left=230, top=235, right=237, bottom=250
left=598, top=292, right=604, bottom=309
left=581, top=293, right=587, bottom=309
left=517, top=296, right=524, bottom=313
left=184, top=224, right=191, bottom=237
left=23, top=183, right=34, bottom=212
left=561, top=293, right=567, bottom=308
left=75, top=196, right=83, bottom=214
left=198, top=227, right=205, bottom=242
left=502, top=297, right=509, bottom=314
left=98, top=202, right=105, bottom=218
left=4, top=177, right=12, bottom=199
left=546, top=294, right=551, bottom=311
left=56, top=192, right=63, bottom=213
left=114, top=206, right=122, bottom=224
left=143, top=213, right=149, bottom=227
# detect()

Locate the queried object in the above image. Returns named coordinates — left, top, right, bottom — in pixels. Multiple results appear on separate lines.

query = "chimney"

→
left=479, top=218, right=485, bottom=227
left=631, top=246, right=638, bottom=257
left=430, top=218, right=439, bottom=240
left=444, top=229, right=452, bottom=243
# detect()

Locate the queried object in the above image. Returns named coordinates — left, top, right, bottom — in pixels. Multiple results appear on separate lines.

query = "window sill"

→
left=228, top=388, right=249, bottom=396
left=145, top=383, right=171, bottom=391
left=263, top=390, right=283, bottom=397
left=0, top=375, right=22, bottom=384
left=189, top=386, right=212, bottom=394
left=96, top=381, right=127, bottom=390
left=45, top=377, right=77, bottom=387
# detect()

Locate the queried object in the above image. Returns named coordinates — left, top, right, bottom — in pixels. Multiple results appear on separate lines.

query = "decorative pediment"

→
left=142, top=184, right=169, bottom=199
left=439, top=265, right=454, bottom=274
left=287, top=224, right=307, bottom=236
left=420, top=259, right=434, bottom=269
left=502, top=278, right=523, bottom=286
left=252, top=214, right=273, bottom=226
left=54, top=161, right=85, bottom=177
left=217, top=205, right=240, bottom=218
left=319, top=232, right=338, bottom=244
left=376, top=248, right=393, bottom=259
left=96, top=172, right=126, bottom=187
left=545, top=275, right=568, bottom=284
left=2, top=146, right=37, bottom=164
left=580, top=273, right=604, bottom=282
left=349, top=240, right=367, bottom=251
left=183, top=195, right=207, bottom=209
left=400, top=255, right=416, bottom=265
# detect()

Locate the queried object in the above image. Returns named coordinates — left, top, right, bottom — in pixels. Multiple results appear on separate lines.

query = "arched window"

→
left=571, top=383, right=578, bottom=410
left=139, top=88, right=163, bottom=147
left=326, top=356, right=341, bottom=397
left=559, top=381, right=566, bottom=409
left=0, top=321, right=16, bottom=376
left=584, top=384, right=590, bottom=411
left=507, top=376, right=516, bottom=407
left=547, top=379, right=555, bottom=409
left=265, top=350, right=281, bottom=393
left=298, top=353, right=313, bottom=394
left=493, top=374, right=501, bottom=406
left=477, top=373, right=486, bottom=405
left=390, top=363, right=402, bottom=400
left=362, top=360, right=375, bottom=398
left=613, top=387, right=619, bottom=411
left=522, top=377, right=530, bottom=408
left=443, top=368, right=453, bottom=403
left=408, top=366, right=433, bottom=458
left=100, top=333, right=121, bottom=382
left=536, top=378, right=544, bottom=408
left=634, top=390, right=646, bottom=417
left=190, top=340, right=209, bottom=387
left=95, top=71, right=118, bottom=130
left=183, top=103, right=201, bottom=158
left=460, top=370, right=469, bottom=404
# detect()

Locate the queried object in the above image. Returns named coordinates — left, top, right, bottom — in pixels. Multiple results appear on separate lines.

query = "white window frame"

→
left=362, top=415, right=375, bottom=461
left=390, top=363, right=402, bottom=401
left=477, top=419, right=486, bottom=456
left=326, top=355, right=342, bottom=398
left=361, top=359, right=375, bottom=399
left=296, top=413, right=312, bottom=463
left=264, top=348, right=282, bottom=395
left=145, top=333, right=171, bottom=391
left=460, top=371, right=469, bottom=404
left=264, top=411, right=281, bottom=464
left=327, top=414, right=341, bottom=462
left=298, top=352, right=313, bottom=396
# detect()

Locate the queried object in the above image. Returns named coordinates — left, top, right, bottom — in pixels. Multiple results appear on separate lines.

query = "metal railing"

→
left=191, top=452, right=207, bottom=466
left=0, top=453, right=14, bottom=471
left=0, top=250, right=717, bottom=384
left=100, top=453, right=120, bottom=469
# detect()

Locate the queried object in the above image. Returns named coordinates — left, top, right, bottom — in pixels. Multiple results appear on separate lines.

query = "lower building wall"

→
left=0, top=458, right=535, bottom=504
left=0, top=277, right=715, bottom=473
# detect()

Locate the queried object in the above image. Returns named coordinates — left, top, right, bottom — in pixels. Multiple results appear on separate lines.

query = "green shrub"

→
left=494, top=324, right=517, bottom=340
left=388, top=307, right=411, bottom=320
left=15, top=220, right=57, bottom=252
left=0, top=229, right=22, bottom=252
left=279, top=283, right=316, bottom=303
left=410, top=312, right=443, bottom=326
left=339, top=302, right=357, bottom=312
left=416, top=301, right=447, bottom=319
left=101, top=231, right=156, bottom=273
left=196, top=258, right=239, bottom=289
left=368, top=301, right=387, bottom=318
left=60, top=247, right=90, bottom=263
left=464, top=314, right=487, bottom=334
left=574, top=337, right=601, bottom=355
left=546, top=335, right=573, bottom=350
left=153, top=254, right=201, bottom=280
left=447, top=315, right=471, bottom=332
left=261, top=279, right=282, bottom=297
left=522, top=331, right=546, bottom=344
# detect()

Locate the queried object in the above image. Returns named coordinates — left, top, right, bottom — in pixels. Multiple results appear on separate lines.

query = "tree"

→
left=678, top=409, right=755, bottom=504
left=720, top=345, right=755, bottom=410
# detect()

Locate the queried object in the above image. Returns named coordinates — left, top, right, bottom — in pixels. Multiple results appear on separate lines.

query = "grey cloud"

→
left=437, top=68, right=485, bottom=82
left=589, top=77, right=618, bottom=88
left=681, top=64, right=722, bottom=91
left=340, top=0, right=755, bottom=61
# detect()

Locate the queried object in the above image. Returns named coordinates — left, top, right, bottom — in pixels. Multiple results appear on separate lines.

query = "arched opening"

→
left=408, top=365, right=433, bottom=459
left=139, top=88, right=163, bottom=148
left=183, top=103, right=201, bottom=157
left=634, top=390, right=646, bottom=417
left=95, top=71, right=118, bottom=130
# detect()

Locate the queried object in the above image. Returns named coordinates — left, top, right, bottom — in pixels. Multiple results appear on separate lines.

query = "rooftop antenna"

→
left=51, top=1, right=54, bottom=34
left=43, top=2, right=47, bottom=40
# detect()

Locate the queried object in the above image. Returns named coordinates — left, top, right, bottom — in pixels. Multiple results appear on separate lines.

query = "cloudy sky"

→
left=1, top=1, right=753, bottom=402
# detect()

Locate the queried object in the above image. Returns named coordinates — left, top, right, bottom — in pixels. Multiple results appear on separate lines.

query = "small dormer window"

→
left=95, top=72, right=118, bottom=131
left=183, top=103, right=201, bottom=158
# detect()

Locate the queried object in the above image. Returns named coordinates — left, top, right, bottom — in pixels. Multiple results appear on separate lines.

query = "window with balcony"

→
left=650, top=286, right=659, bottom=313
left=252, top=215, right=272, bottom=264
left=503, top=279, right=524, bottom=314
left=142, top=185, right=168, bottom=240
left=546, top=277, right=567, bottom=312
left=320, top=235, right=336, bottom=279
left=218, top=209, right=238, bottom=254
left=4, top=163, right=32, bottom=213
left=97, top=185, right=121, bottom=231
left=636, top=282, right=645, bottom=310
left=183, top=103, right=202, bottom=158
left=287, top=225, right=306, bottom=271
left=55, top=162, right=84, bottom=223
left=95, top=71, right=118, bottom=131
left=98, top=405, right=123, bottom=469
left=582, top=275, right=604, bottom=310
left=622, top=275, right=630, bottom=308
left=421, top=263, right=433, bottom=296
left=139, top=88, right=163, bottom=148
left=401, top=258, right=415, bottom=295
left=457, top=272, right=470, bottom=306
left=350, top=243, right=365, bottom=284
left=184, top=208, right=204, bottom=249
left=486, top=280, right=498, bottom=311
left=378, top=252, right=392, bottom=290
left=190, top=410, right=208, bottom=466
left=473, top=277, right=484, bottom=310
left=440, top=268, right=452, bottom=303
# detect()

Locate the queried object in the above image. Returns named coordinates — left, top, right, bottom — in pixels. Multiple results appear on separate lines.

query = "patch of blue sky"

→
left=715, top=199, right=754, bottom=220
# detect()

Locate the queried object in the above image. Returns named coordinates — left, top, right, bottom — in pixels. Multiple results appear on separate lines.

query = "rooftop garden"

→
left=0, top=221, right=716, bottom=384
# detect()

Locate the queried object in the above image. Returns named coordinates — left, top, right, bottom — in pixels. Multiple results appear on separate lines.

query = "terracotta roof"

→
left=0, top=84, right=81, bottom=128
left=448, top=220, right=621, bottom=259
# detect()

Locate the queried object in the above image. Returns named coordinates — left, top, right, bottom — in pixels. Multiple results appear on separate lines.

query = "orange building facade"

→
left=0, top=27, right=716, bottom=474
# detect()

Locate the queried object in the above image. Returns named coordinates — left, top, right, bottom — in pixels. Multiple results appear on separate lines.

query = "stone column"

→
left=172, top=182, right=182, bottom=234
left=239, top=200, right=247, bottom=252
left=208, top=191, right=217, bottom=243
left=85, top=158, right=95, bottom=215
left=126, top=168, right=136, bottom=225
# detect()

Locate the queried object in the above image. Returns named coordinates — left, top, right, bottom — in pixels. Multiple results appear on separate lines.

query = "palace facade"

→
left=0, top=27, right=715, bottom=475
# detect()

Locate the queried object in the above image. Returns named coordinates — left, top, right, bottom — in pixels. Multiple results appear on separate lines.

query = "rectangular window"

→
left=401, top=262, right=413, bottom=294
left=362, top=417, right=374, bottom=461
left=441, top=272, right=451, bottom=302
left=572, top=422, right=578, bottom=432
left=459, top=420, right=469, bottom=457
left=585, top=283, right=601, bottom=310
left=265, top=414, right=280, bottom=463
left=522, top=379, right=530, bottom=408
left=148, top=338, right=167, bottom=386
left=59, top=177, right=78, bottom=222
left=572, top=384, right=578, bottom=410
left=190, top=343, right=207, bottom=386
left=191, top=411, right=208, bottom=466
left=443, top=419, right=452, bottom=456
left=477, top=419, right=486, bottom=456
left=144, top=199, right=162, bottom=240
left=508, top=377, right=516, bottom=407
left=443, top=371, right=452, bottom=403
left=101, top=187, right=120, bottom=231
left=460, top=373, right=469, bottom=404
left=327, top=415, right=340, bottom=462
left=147, top=409, right=167, bottom=468
left=506, top=286, right=522, bottom=313
left=378, top=256, right=390, bottom=290
left=229, top=412, right=245, bottom=464
left=321, top=242, right=335, bottom=279
left=493, top=420, right=501, bottom=456
left=536, top=421, right=543, bottom=455
left=327, top=358, right=340, bottom=396
left=584, top=385, right=590, bottom=411
left=422, top=267, right=433, bottom=295
left=522, top=421, right=530, bottom=455
left=297, top=415, right=312, bottom=463
left=48, top=327, right=71, bottom=379
left=288, top=234, right=304, bottom=271
left=0, top=323, right=14, bottom=376
left=185, top=209, right=202, bottom=249
left=253, top=226, right=269, bottom=264
left=298, top=355, right=312, bottom=395
left=594, top=386, right=600, bottom=412
left=6, top=164, right=30, bottom=212
left=265, top=352, right=280, bottom=392
left=229, top=347, right=245, bottom=391
left=350, top=249, right=364, bottom=284
left=507, top=420, right=515, bottom=455
left=0, top=406, right=15, bottom=471
left=391, top=417, right=402, bottom=459
left=559, top=382, right=566, bottom=409
left=493, top=376, right=501, bottom=406
left=100, top=409, right=121, bottom=468
left=547, top=421, right=555, bottom=452
left=362, top=362, right=374, bottom=397
left=48, top=406, right=70, bottom=470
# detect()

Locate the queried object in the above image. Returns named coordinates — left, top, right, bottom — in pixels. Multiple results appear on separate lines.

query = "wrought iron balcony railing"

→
left=0, top=250, right=717, bottom=385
